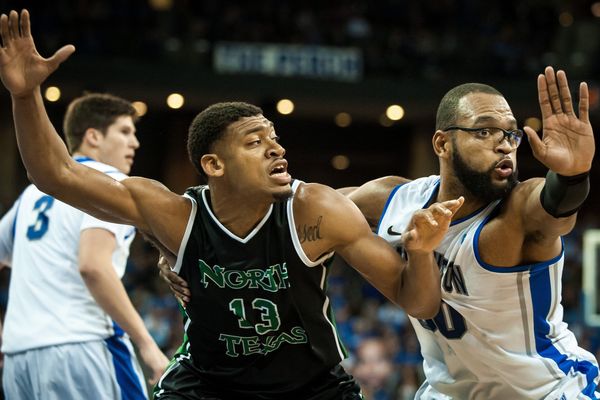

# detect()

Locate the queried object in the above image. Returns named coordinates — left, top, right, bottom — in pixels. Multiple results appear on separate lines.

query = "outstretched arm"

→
left=297, top=184, right=462, bottom=319
left=0, top=10, right=189, bottom=254
left=334, top=196, right=463, bottom=318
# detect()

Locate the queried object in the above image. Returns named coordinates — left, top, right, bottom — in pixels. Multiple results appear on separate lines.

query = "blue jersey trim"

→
left=473, top=203, right=564, bottom=273
left=75, top=156, right=121, bottom=175
left=112, top=320, right=125, bottom=337
left=74, top=156, right=94, bottom=163
left=11, top=195, right=23, bottom=241
left=376, top=183, right=405, bottom=235
left=450, top=204, right=487, bottom=227
left=105, top=335, right=146, bottom=400
left=530, top=267, right=599, bottom=397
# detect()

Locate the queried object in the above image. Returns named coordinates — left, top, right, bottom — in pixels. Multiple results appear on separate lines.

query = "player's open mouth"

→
left=494, top=158, right=513, bottom=178
left=269, top=160, right=291, bottom=184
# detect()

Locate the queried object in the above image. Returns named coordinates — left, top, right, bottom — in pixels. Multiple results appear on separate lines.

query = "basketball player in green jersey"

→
left=0, top=10, right=463, bottom=398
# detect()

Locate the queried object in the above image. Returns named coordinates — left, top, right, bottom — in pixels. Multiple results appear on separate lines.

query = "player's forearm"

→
left=11, top=88, right=75, bottom=194
left=397, top=250, right=441, bottom=319
left=80, top=264, right=157, bottom=348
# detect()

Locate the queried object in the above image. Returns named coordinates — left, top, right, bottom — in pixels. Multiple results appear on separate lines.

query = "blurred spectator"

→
left=352, top=337, right=400, bottom=400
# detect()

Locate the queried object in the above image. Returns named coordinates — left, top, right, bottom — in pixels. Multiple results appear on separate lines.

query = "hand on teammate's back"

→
left=158, top=255, right=191, bottom=306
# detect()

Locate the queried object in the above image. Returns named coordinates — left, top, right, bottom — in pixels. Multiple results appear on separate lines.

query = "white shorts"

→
left=3, top=336, right=148, bottom=400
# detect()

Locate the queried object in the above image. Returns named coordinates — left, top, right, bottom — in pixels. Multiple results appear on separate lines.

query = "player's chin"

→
left=272, top=185, right=293, bottom=201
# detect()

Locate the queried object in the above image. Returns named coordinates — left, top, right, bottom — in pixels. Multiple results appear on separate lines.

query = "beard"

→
left=452, top=147, right=518, bottom=203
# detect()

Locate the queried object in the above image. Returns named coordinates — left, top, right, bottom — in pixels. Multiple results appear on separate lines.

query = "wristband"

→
left=539, top=171, right=590, bottom=218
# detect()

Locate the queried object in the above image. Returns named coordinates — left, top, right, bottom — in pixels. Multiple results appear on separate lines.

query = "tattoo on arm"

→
left=297, top=216, right=323, bottom=243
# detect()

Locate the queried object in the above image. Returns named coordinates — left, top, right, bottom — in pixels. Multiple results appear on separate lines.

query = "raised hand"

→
left=524, top=66, right=595, bottom=175
left=0, top=10, right=75, bottom=98
left=403, top=197, right=464, bottom=253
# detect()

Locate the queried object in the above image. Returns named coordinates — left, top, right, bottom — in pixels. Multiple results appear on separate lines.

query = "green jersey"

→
left=170, top=181, right=348, bottom=396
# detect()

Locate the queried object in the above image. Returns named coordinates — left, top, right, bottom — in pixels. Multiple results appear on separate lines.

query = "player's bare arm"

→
left=0, top=10, right=190, bottom=254
left=79, top=228, right=169, bottom=384
left=345, top=176, right=411, bottom=229
left=294, top=182, right=462, bottom=318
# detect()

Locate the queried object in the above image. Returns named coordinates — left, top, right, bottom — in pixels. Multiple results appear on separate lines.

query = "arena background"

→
left=0, top=1, right=599, bottom=398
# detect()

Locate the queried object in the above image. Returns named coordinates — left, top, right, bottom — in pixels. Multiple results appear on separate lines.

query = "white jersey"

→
left=378, top=175, right=599, bottom=400
left=0, top=157, right=136, bottom=354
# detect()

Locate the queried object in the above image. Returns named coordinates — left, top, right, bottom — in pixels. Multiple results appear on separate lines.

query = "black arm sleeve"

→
left=539, top=171, right=590, bottom=218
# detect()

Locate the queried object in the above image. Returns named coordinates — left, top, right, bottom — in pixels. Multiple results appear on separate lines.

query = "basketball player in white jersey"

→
left=340, top=69, right=596, bottom=399
left=0, top=93, right=168, bottom=399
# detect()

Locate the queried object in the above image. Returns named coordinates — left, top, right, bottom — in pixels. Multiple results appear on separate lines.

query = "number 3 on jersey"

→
left=26, top=195, right=55, bottom=240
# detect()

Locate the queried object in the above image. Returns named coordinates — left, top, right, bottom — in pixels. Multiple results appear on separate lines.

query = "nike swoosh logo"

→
left=387, top=226, right=402, bottom=236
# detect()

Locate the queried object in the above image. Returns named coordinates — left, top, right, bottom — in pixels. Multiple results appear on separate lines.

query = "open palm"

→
left=525, top=67, right=595, bottom=175
left=0, top=10, right=74, bottom=98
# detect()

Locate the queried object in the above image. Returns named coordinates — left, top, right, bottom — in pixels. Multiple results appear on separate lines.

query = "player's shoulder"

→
left=364, top=175, right=412, bottom=191
left=294, top=181, right=360, bottom=223
left=295, top=181, right=341, bottom=205
left=504, top=178, right=544, bottom=204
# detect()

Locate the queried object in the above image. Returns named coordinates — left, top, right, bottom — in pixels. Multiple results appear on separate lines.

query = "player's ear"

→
left=433, top=130, right=452, bottom=159
left=201, top=154, right=224, bottom=178
left=82, top=128, right=104, bottom=148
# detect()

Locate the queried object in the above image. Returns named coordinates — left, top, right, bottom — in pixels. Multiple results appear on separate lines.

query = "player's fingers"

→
left=579, top=82, right=590, bottom=123
left=544, top=66, right=563, bottom=114
left=537, top=73, right=553, bottom=119
left=0, top=14, right=9, bottom=48
left=557, top=70, right=575, bottom=116
left=428, top=203, right=453, bottom=219
left=8, top=10, right=18, bottom=40
left=47, top=44, right=75, bottom=69
left=413, top=209, right=439, bottom=228
left=20, top=9, right=30, bottom=38
left=439, top=196, right=464, bottom=215
left=524, top=125, right=546, bottom=159
left=166, top=282, right=190, bottom=304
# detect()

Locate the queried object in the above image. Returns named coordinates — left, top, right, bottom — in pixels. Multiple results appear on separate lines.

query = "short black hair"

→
left=187, top=102, right=263, bottom=178
left=435, top=83, right=503, bottom=131
left=63, top=93, right=137, bottom=153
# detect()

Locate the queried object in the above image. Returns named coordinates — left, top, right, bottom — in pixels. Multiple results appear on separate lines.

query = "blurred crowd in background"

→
left=15, top=0, right=600, bottom=80
left=1, top=1, right=600, bottom=399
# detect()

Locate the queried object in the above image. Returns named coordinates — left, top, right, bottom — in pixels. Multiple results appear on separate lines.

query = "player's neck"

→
left=207, top=187, right=273, bottom=238
left=438, top=175, right=487, bottom=222
left=72, top=148, right=98, bottom=162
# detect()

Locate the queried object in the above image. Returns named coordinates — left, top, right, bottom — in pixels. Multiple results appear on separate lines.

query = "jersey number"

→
left=26, top=195, right=55, bottom=240
left=419, top=301, right=467, bottom=339
left=229, top=298, right=281, bottom=335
